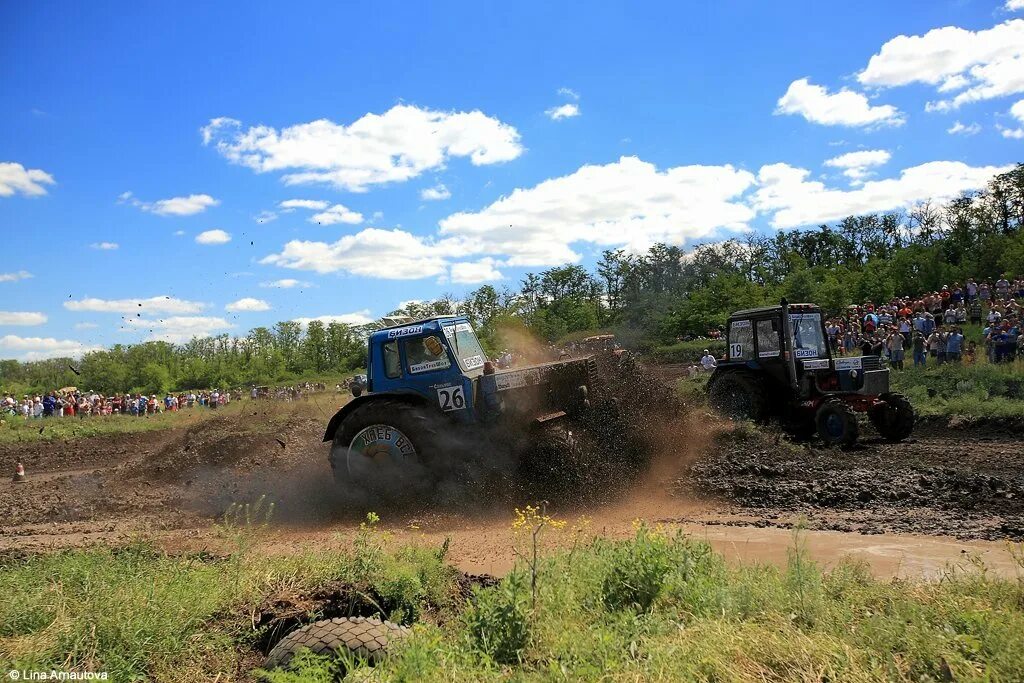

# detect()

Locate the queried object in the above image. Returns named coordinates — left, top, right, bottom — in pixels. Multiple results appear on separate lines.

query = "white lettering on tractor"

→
left=387, top=325, right=423, bottom=339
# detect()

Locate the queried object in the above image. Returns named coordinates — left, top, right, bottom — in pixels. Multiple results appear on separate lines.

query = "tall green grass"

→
left=3, top=525, right=1022, bottom=682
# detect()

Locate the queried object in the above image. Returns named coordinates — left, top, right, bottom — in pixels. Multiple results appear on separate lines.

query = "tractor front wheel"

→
left=868, top=392, right=915, bottom=442
left=815, top=399, right=859, bottom=446
left=331, top=398, right=443, bottom=496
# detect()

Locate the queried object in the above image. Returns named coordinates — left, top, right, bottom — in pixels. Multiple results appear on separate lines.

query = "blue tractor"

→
left=322, top=315, right=661, bottom=495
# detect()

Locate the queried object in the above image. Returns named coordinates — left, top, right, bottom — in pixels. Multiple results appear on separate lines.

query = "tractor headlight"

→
left=849, top=370, right=858, bottom=379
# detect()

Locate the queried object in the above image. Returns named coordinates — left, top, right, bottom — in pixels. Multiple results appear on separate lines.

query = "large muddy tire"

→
left=265, top=617, right=409, bottom=670
left=330, top=398, right=444, bottom=495
left=869, top=392, right=915, bottom=442
left=707, top=371, right=767, bottom=421
left=815, top=399, right=859, bottom=446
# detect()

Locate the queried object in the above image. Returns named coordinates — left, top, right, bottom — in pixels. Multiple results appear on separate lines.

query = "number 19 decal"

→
left=436, top=385, right=466, bottom=412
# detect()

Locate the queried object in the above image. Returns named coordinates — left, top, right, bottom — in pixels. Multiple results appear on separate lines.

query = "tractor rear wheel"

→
left=868, top=392, right=915, bottom=442
left=815, top=399, right=859, bottom=446
left=331, top=398, right=443, bottom=495
left=707, top=371, right=767, bottom=421
left=265, top=617, right=409, bottom=670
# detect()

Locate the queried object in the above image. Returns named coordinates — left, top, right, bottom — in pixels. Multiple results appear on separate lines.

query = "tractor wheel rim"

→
left=348, top=424, right=417, bottom=475
left=824, top=413, right=844, bottom=438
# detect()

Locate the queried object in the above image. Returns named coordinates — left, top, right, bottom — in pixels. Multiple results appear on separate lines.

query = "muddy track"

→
left=685, top=424, right=1024, bottom=541
left=2, top=400, right=1022, bottom=551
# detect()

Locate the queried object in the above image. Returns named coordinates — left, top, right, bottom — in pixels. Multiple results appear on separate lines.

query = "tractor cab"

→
left=721, top=301, right=887, bottom=400
left=363, top=315, right=487, bottom=420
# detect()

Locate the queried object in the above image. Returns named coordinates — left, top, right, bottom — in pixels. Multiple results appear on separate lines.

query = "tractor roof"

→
left=378, top=314, right=463, bottom=331
left=729, top=303, right=820, bottom=318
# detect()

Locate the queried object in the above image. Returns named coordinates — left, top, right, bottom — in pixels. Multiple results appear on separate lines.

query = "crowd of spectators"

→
left=1, top=389, right=232, bottom=419
left=824, top=277, right=1023, bottom=369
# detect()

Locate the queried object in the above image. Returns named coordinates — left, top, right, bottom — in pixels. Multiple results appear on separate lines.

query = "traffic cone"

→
left=13, top=462, right=25, bottom=483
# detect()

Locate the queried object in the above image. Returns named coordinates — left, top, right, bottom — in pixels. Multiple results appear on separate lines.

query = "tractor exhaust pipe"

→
left=780, top=298, right=800, bottom=393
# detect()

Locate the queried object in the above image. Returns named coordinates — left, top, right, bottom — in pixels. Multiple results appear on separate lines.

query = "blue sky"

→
left=2, top=0, right=1023, bottom=360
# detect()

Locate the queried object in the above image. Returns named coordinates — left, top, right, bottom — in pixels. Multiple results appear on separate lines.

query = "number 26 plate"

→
left=436, top=385, right=466, bottom=412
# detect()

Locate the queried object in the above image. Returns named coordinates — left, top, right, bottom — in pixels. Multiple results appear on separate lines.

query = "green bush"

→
left=600, top=525, right=676, bottom=613
left=647, top=339, right=725, bottom=364
left=464, top=570, right=530, bottom=664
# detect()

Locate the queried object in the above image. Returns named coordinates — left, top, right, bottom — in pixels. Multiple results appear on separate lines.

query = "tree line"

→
left=2, top=163, right=1022, bottom=394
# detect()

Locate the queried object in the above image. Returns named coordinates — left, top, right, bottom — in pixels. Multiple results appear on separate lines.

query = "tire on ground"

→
left=264, top=616, right=409, bottom=670
left=707, top=371, right=768, bottom=421
left=868, top=392, right=915, bottom=442
left=815, top=399, right=859, bottom=446
left=330, top=398, right=444, bottom=495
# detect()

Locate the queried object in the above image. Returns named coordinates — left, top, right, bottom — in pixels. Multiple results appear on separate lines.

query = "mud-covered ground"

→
left=683, top=418, right=1024, bottom=541
left=1, top=399, right=1022, bottom=555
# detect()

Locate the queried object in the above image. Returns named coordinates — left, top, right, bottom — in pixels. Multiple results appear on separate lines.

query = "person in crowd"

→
left=912, top=330, right=927, bottom=368
left=946, top=327, right=964, bottom=363
left=886, top=329, right=905, bottom=370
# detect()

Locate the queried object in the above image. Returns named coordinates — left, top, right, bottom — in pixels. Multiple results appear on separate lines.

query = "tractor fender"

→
left=322, top=391, right=432, bottom=442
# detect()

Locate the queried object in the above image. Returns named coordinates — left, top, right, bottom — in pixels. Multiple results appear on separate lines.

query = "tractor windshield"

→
left=789, top=312, right=828, bottom=359
left=442, top=322, right=487, bottom=372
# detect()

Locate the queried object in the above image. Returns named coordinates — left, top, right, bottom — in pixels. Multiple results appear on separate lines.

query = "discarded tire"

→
left=264, top=616, right=409, bottom=670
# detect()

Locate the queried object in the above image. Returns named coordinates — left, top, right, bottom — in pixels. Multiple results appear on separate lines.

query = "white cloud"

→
left=120, top=191, right=219, bottom=216
left=557, top=87, right=580, bottom=100
left=776, top=78, right=905, bottom=127
left=439, top=156, right=756, bottom=266
left=254, top=210, right=278, bottom=223
left=90, top=241, right=119, bottom=250
left=293, top=311, right=374, bottom=328
left=1000, top=99, right=1024, bottom=138
left=201, top=104, right=523, bottom=192
left=73, top=322, right=98, bottom=330
left=310, top=203, right=363, bottom=225
left=752, top=160, right=1010, bottom=229
left=858, top=19, right=1024, bottom=110
left=195, top=229, right=231, bottom=245
left=261, top=228, right=458, bottom=279
left=278, top=199, right=329, bottom=211
left=173, top=230, right=186, bottom=236
left=0, top=335, right=102, bottom=361
left=947, top=121, right=982, bottom=135
left=450, top=258, right=504, bottom=284
left=123, top=316, right=234, bottom=344
left=225, top=297, right=271, bottom=312
left=0, top=271, right=32, bottom=283
left=824, top=149, right=891, bottom=183
left=259, top=278, right=311, bottom=289
left=421, top=184, right=451, bottom=201
left=1008, top=0, right=1024, bottom=10
left=0, top=311, right=47, bottom=326
left=65, top=296, right=206, bottom=314
left=545, top=103, right=581, bottom=120
left=0, top=162, right=55, bottom=198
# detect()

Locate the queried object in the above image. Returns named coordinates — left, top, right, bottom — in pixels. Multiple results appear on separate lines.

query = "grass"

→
left=0, top=517, right=462, bottom=681
left=0, top=392, right=350, bottom=444
left=2, top=520, right=1023, bottom=681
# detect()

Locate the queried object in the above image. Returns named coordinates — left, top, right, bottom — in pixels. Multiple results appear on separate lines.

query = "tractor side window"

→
left=756, top=319, right=780, bottom=358
left=728, top=320, right=754, bottom=360
left=404, top=335, right=452, bottom=374
left=382, top=341, right=401, bottom=379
